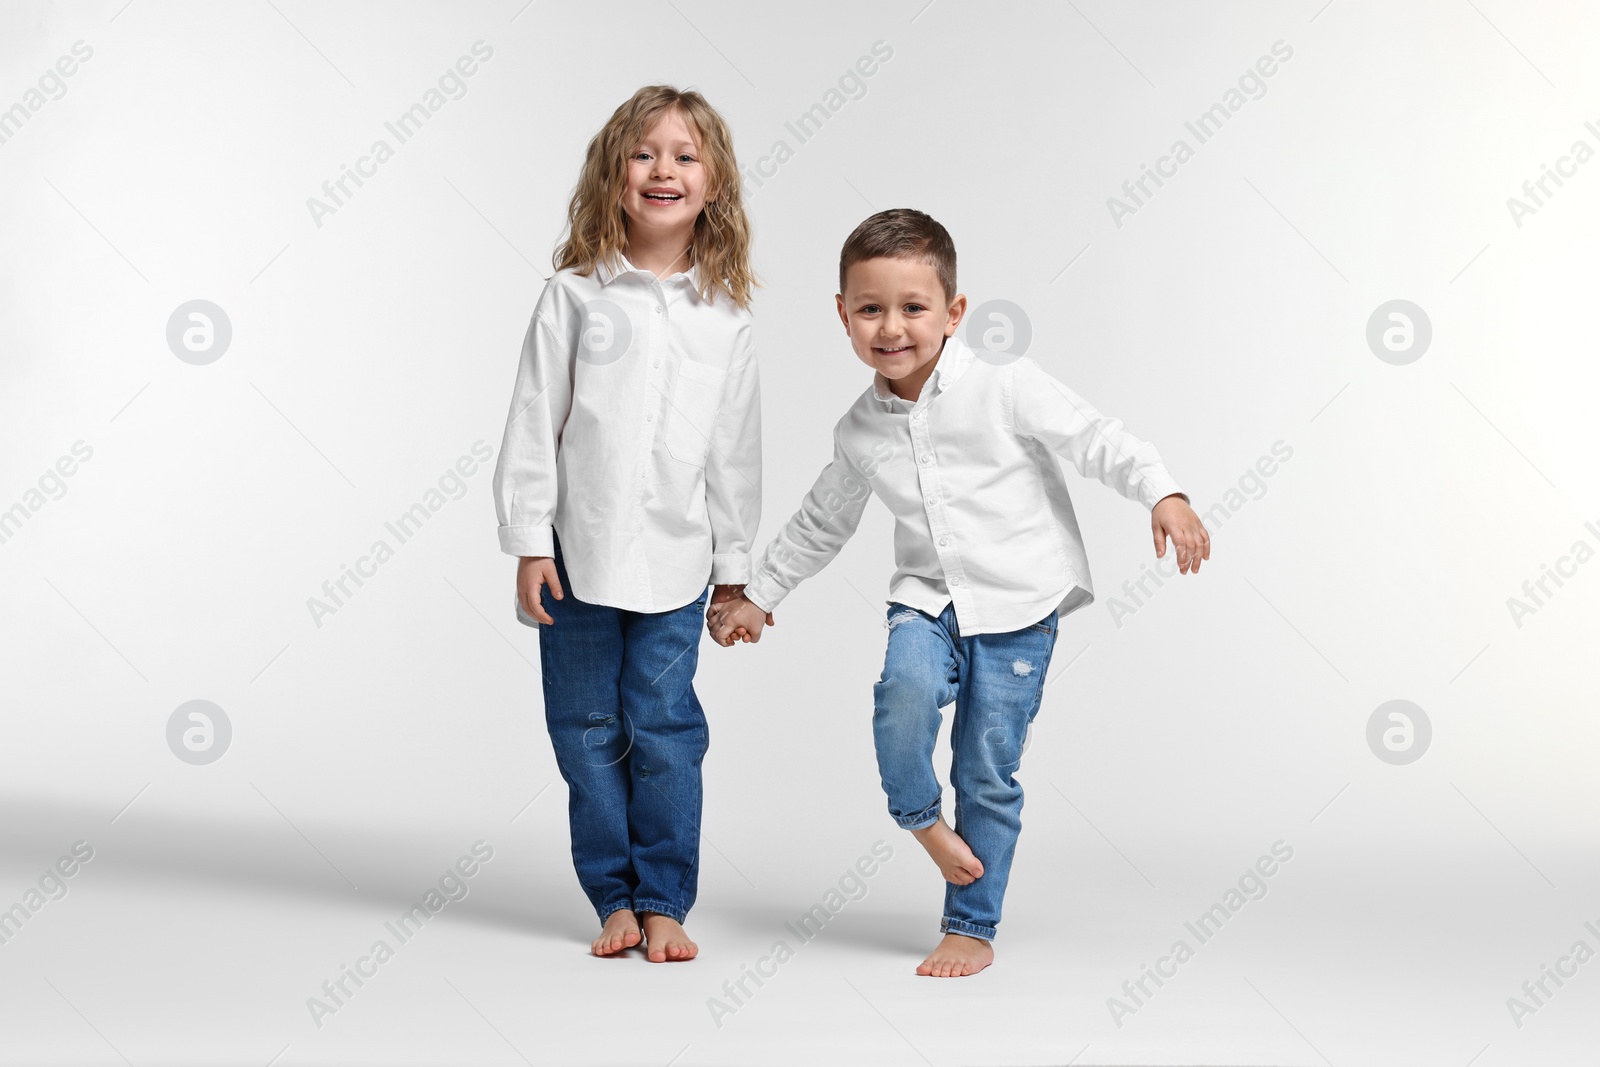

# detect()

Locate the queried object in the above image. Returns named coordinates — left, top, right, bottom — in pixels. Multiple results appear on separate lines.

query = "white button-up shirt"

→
left=492, top=253, right=762, bottom=622
left=742, top=335, right=1186, bottom=636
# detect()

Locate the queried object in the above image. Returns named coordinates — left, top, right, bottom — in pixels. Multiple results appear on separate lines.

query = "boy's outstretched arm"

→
left=706, top=422, right=875, bottom=647
left=1010, top=358, right=1210, bottom=573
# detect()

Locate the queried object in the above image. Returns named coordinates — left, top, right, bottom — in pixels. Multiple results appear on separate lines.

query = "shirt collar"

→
left=870, top=334, right=976, bottom=406
left=595, top=250, right=703, bottom=296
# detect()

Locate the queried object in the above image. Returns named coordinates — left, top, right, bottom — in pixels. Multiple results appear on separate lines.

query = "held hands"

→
left=706, top=585, right=774, bottom=647
left=1152, top=494, right=1211, bottom=573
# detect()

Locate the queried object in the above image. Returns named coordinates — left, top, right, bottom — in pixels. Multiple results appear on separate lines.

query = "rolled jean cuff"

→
left=892, top=799, right=941, bottom=831
left=597, top=900, right=635, bottom=924
left=941, top=916, right=997, bottom=941
left=632, top=897, right=688, bottom=924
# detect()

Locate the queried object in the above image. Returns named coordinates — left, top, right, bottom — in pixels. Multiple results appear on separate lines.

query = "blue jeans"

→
left=873, top=601, right=1058, bottom=941
left=537, top=535, right=710, bottom=925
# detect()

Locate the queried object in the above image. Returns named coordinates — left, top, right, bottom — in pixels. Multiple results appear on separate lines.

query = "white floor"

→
left=2, top=787, right=1593, bottom=1067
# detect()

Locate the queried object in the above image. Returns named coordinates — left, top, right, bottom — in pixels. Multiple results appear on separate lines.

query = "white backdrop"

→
left=2, top=1, right=1597, bottom=1065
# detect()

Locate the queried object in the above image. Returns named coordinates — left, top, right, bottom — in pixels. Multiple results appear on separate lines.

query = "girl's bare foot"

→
left=640, top=912, right=698, bottom=963
left=916, top=932, right=994, bottom=977
left=591, top=909, right=641, bottom=957
left=910, top=819, right=984, bottom=884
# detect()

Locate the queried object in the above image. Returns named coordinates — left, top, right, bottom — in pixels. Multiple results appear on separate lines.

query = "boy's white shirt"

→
left=492, top=252, right=761, bottom=624
left=742, top=334, right=1187, bottom=636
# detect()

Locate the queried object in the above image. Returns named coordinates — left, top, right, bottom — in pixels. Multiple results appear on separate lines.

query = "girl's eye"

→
left=677, top=154, right=696, bottom=164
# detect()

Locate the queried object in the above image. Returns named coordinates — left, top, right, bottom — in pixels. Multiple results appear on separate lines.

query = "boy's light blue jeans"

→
left=873, top=601, right=1058, bottom=941
left=537, top=534, right=710, bottom=926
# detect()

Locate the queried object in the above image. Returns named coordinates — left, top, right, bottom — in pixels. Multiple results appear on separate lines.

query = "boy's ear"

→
left=944, top=293, right=968, bottom=336
left=836, top=293, right=850, bottom=330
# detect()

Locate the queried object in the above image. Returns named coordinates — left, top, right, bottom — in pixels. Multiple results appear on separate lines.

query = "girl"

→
left=491, top=86, right=766, bottom=962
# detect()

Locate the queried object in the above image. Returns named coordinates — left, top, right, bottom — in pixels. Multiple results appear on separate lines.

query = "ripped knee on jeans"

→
left=886, top=609, right=920, bottom=632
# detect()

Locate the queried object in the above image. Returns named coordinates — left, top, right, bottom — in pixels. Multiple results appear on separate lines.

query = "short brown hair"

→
left=838, top=208, right=956, bottom=304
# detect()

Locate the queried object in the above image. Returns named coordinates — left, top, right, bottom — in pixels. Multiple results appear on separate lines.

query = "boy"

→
left=707, top=208, right=1210, bottom=977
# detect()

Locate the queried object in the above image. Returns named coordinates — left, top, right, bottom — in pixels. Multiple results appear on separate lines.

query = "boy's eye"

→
left=860, top=304, right=881, bottom=314
left=904, top=304, right=925, bottom=313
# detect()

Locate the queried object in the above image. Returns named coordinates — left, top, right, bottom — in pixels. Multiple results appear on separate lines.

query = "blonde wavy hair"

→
left=554, top=86, right=756, bottom=309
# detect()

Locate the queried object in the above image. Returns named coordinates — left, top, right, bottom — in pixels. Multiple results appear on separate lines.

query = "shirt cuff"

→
left=499, top=523, right=554, bottom=557
left=742, top=570, right=789, bottom=615
left=1139, top=471, right=1188, bottom=511
left=710, top=552, right=752, bottom=585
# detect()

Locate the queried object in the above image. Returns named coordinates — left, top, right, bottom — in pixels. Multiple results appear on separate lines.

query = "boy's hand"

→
left=1152, top=495, right=1210, bottom=574
left=709, top=584, right=752, bottom=644
left=517, top=556, right=563, bottom=624
left=707, top=595, right=773, bottom=646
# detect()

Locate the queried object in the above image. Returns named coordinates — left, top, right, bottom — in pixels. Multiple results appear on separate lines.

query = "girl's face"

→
left=622, top=109, right=713, bottom=241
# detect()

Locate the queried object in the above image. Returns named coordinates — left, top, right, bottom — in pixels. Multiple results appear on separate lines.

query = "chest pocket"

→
left=663, top=359, right=727, bottom=467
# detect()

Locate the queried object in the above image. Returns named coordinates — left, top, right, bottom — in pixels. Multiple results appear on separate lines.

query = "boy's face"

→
left=837, top=256, right=966, bottom=389
left=622, top=108, right=713, bottom=241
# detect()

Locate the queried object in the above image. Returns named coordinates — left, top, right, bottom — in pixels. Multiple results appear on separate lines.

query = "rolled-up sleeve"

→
left=705, top=336, right=762, bottom=584
left=492, top=300, right=572, bottom=557
left=1009, top=357, right=1187, bottom=510
left=743, top=425, right=873, bottom=614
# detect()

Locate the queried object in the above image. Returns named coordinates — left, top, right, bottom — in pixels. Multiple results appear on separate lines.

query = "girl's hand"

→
left=710, top=583, right=773, bottom=643
left=1152, top=495, right=1210, bottom=574
left=709, top=596, right=771, bottom=646
left=517, top=556, right=564, bottom=624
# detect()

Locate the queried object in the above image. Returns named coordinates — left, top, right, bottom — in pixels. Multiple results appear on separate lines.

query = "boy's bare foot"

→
left=592, top=908, right=642, bottom=957
left=640, top=912, right=698, bottom=963
left=910, top=819, right=984, bottom=884
left=916, top=932, right=994, bottom=977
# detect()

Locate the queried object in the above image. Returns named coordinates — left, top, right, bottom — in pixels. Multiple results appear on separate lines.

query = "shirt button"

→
left=920, top=455, right=931, bottom=464
left=928, top=496, right=939, bottom=505
left=653, top=358, right=661, bottom=367
left=939, top=537, right=949, bottom=547
left=950, top=576, right=963, bottom=585
left=913, top=412, right=923, bottom=420
left=645, top=413, right=654, bottom=422
left=655, top=305, right=664, bottom=315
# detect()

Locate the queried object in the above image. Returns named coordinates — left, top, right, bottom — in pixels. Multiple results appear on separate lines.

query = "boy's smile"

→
left=837, top=256, right=967, bottom=402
